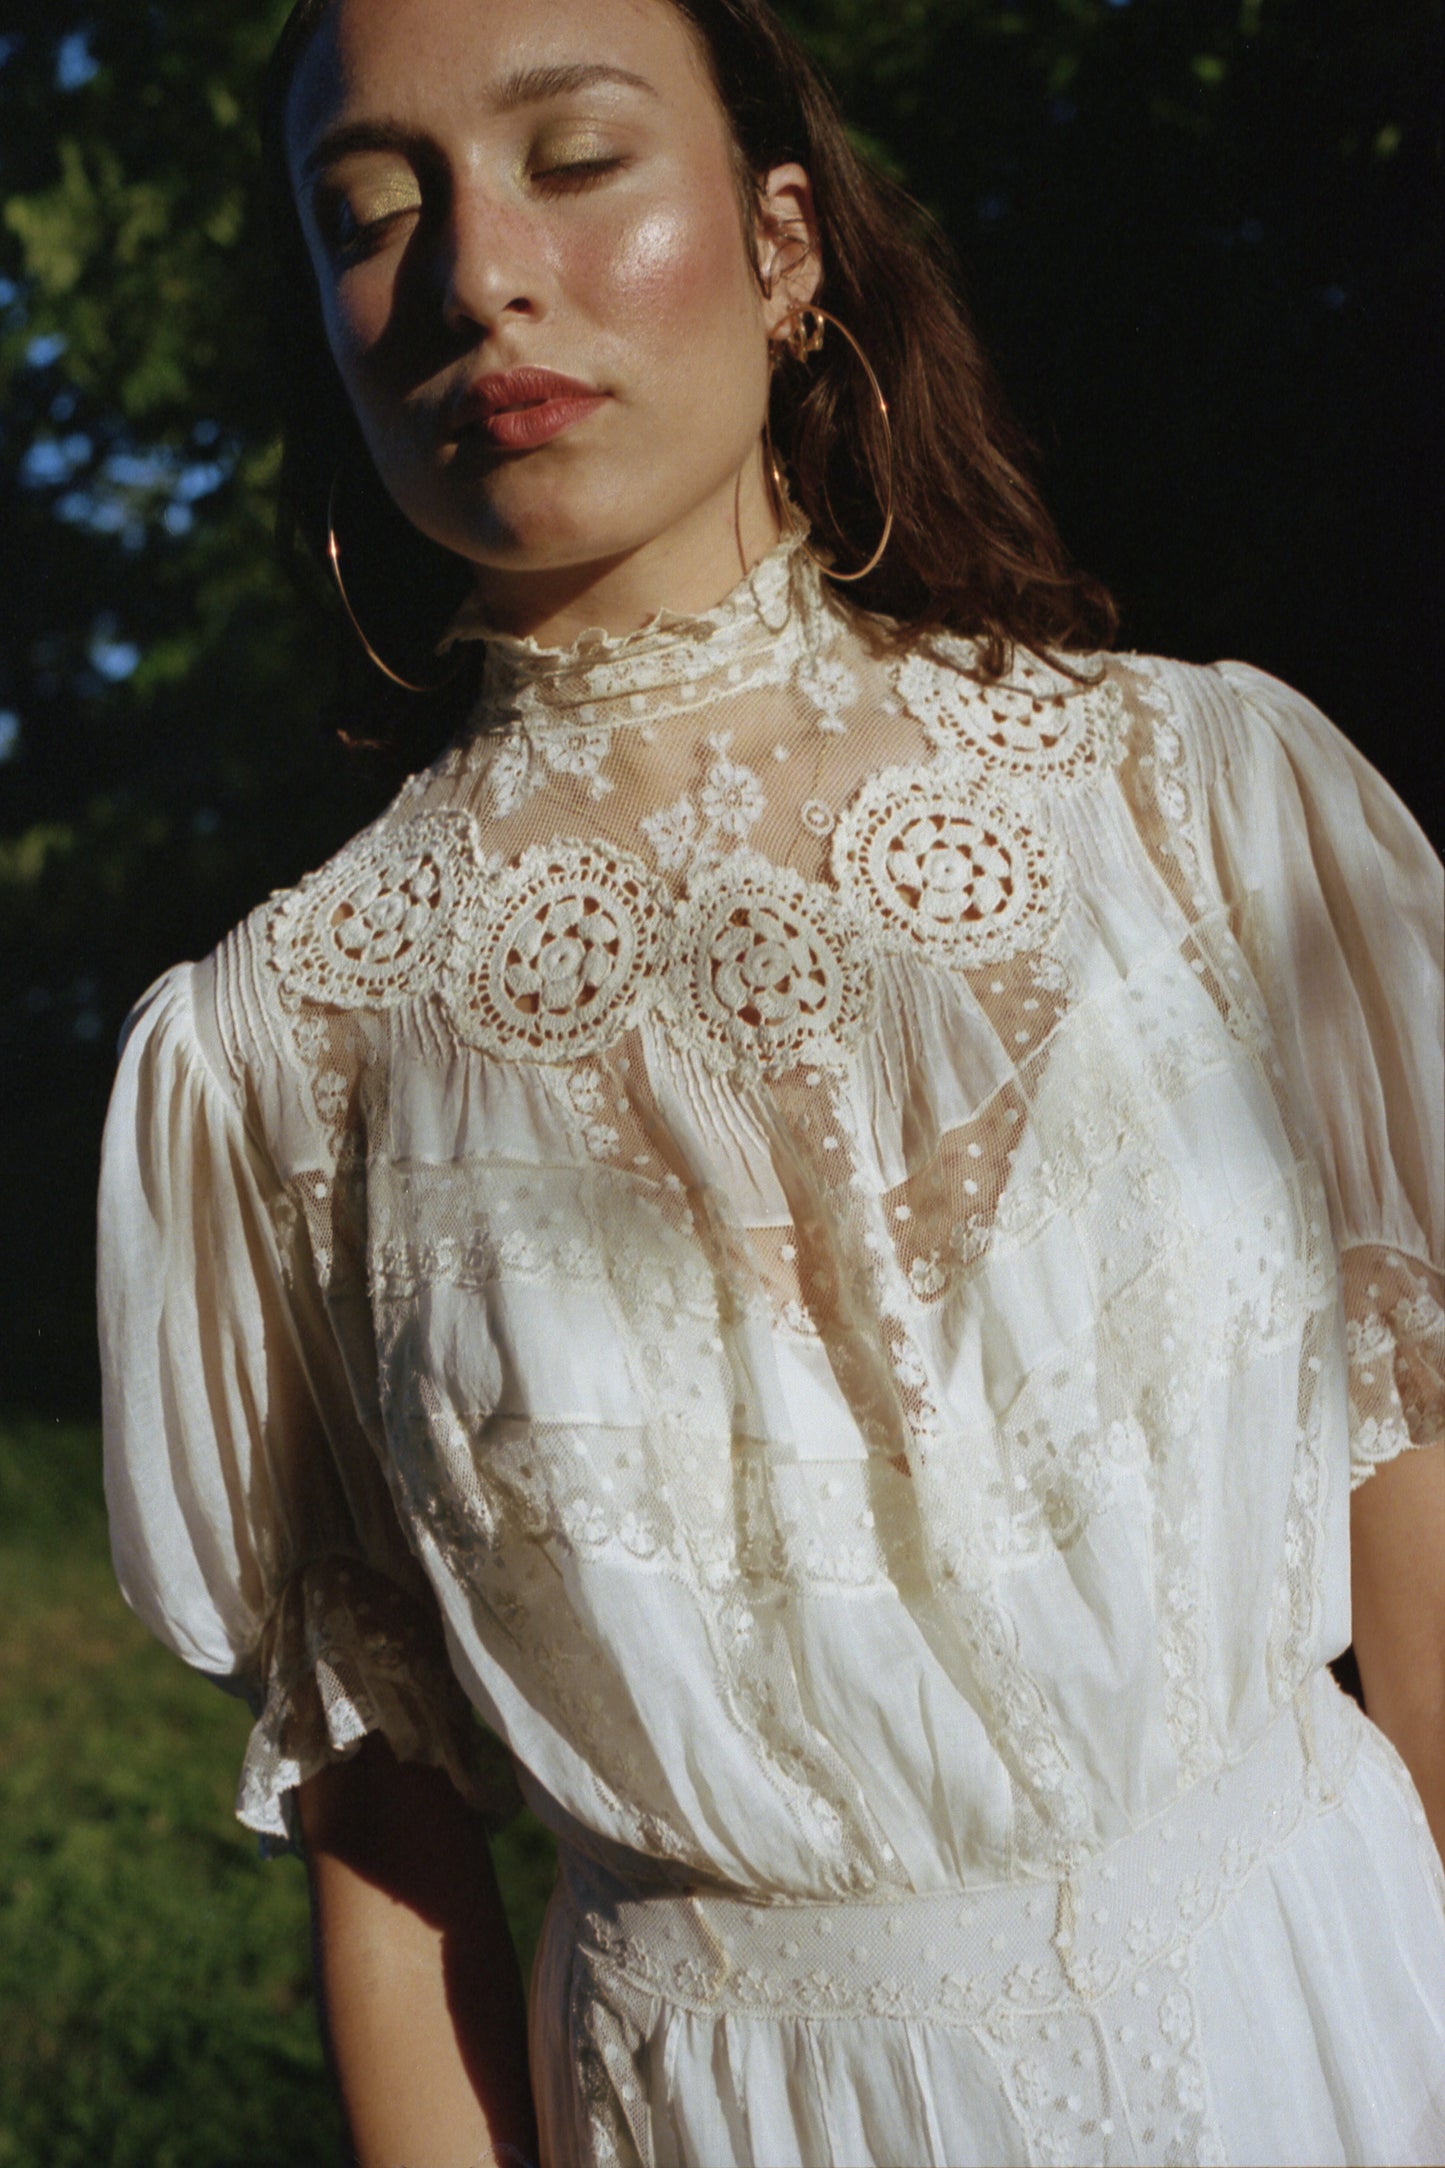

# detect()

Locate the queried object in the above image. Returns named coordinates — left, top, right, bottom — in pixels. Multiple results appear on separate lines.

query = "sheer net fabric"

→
left=100, top=539, right=1445, bottom=2164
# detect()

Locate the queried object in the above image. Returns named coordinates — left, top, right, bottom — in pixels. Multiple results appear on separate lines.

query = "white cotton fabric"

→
left=99, top=538, right=1445, bottom=2164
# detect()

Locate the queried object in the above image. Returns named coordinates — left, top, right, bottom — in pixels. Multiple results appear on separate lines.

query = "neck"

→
left=466, top=453, right=783, bottom=649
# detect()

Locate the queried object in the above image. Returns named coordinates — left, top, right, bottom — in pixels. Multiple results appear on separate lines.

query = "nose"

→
left=434, top=177, right=543, bottom=338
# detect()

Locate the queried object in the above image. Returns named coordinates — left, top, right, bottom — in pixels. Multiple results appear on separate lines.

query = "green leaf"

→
left=0, top=825, right=77, bottom=888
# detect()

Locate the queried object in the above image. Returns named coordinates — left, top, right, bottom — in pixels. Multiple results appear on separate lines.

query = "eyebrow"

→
left=299, top=63, right=657, bottom=182
left=495, top=61, right=657, bottom=108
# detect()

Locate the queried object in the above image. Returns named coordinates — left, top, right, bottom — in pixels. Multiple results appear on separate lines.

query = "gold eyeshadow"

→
left=310, top=127, right=623, bottom=258
left=532, top=132, right=615, bottom=170
left=343, top=172, right=423, bottom=226
left=312, top=165, right=423, bottom=253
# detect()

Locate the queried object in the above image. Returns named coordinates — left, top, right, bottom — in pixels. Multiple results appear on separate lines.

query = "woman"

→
left=97, top=0, right=1445, bottom=2162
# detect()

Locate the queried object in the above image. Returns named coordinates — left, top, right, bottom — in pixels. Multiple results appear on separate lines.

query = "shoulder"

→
left=117, top=757, right=492, bottom=1149
left=886, top=633, right=1143, bottom=791
left=220, top=735, right=519, bottom=1023
left=884, top=637, right=1315, bottom=826
left=1115, top=653, right=1441, bottom=929
left=1090, top=650, right=1367, bottom=833
left=1129, top=653, right=1436, bottom=848
left=261, top=798, right=487, bottom=1016
left=1108, top=649, right=1370, bottom=782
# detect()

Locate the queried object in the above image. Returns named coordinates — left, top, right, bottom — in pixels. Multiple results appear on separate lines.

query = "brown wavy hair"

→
left=260, top=0, right=1116, bottom=740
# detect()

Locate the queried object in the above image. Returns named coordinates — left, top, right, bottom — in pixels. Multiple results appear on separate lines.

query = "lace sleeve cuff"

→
left=235, top=1554, right=524, bottom=1849
left=1342, top=1247, right=1445, bottom=1490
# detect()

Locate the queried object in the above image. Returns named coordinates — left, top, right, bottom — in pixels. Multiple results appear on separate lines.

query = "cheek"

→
left=314, top=262, right=424, bottom=460
left=321, top=273, right=392, bottom=384
left=596, top=191, right=760, bottom=382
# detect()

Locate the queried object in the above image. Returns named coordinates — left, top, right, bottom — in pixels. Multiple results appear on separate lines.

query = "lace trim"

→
left=665, top=850, right=877, bottom=1080
left=484, top=718, right=616, bottom=817
left=1343, top=1246, right=1445, bottom=1488
left=267, top=810, right=480, bottom=1009
left=265, top=766, right=1087, bottom=1068
left=831, top=761, right=1064, bottom=968
left=447, top=535, right=808, bottom=713
left=1115, top=657, right=1217, bottom=925
left=275, top=802, right=1093, bottom=1083
left=447, top=839, right=669, bottom=1063
left=565, top=1680, right=1357, bottom=2166
left=236, top=1554, right=522, bottom=1844
left=894, top=640, right=1126, bottom=787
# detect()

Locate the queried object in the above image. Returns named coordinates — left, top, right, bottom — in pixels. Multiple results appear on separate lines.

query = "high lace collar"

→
left=442, top=534, right=824, bottom=724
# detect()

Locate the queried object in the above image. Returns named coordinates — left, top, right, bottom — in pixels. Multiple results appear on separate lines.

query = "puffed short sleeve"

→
left=98, top=963, right=521, bottom=1844
left=1203, top=662, right=1444, bottom=1487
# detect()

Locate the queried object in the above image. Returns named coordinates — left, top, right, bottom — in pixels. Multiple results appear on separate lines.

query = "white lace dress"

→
left=99, top=540, right=1445, bottom=2167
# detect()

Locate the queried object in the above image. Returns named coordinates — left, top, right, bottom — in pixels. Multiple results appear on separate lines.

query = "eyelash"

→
left=334, top=211, right=414, bottom=264
left=332, top=156, right=624, bottom=263
left=533, top=156, right=625, bottom=190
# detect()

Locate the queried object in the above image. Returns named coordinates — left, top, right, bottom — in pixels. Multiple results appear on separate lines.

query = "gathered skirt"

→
left=529, top=1676, right=1445, bottom=2167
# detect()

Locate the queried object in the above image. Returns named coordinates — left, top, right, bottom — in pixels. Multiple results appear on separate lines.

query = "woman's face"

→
left=286, top=0, right=817, bottom=612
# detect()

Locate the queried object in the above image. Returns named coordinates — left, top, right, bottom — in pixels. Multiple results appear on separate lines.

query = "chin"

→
left=449, top=481, right=676, bottom=576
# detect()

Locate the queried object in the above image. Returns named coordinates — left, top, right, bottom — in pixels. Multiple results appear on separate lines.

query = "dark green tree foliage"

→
left=1, top=0, right=1440, bottom=1413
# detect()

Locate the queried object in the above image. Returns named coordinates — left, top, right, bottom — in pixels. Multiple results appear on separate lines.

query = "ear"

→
left=755, top=163, right=821, bottom=334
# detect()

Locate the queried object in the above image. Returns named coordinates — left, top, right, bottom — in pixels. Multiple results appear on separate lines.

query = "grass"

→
left=0, top=1418, right=557, bottom=2167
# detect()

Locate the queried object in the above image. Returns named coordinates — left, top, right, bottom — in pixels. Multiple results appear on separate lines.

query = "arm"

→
left=1194, top=667, right=1444, bottom=1855
left=1349, top=1442, right=1445, bottom=1866
left=300, top=1737, right=540, bottom=2168
left=98, top=966, right=532, bottom=2152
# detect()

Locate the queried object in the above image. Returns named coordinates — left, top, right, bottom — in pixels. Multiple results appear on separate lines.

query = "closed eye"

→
left=342, top=206, right=421, bottom=257
left=533, top=156, right=626, bottom=189
left=313, top=177, right=425, bottom=264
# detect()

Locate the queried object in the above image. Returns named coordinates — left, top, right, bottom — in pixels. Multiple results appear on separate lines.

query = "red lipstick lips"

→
left=453, top=367, right=609, bottom=451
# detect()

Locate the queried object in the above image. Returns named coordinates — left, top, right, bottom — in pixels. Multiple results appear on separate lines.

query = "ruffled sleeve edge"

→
left=235, top=1552, right=525, bottom=1852
left=1342, top=1243, right=1445, bottom=1492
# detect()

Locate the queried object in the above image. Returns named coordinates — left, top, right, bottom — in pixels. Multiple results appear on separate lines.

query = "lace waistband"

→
left=557, top=1674, right=1362, bottom=2030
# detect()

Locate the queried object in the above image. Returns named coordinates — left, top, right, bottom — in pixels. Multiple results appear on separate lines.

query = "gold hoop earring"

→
left=327, top=467, right=461, bottom=694
left=764, top=304, right=895, bottom=585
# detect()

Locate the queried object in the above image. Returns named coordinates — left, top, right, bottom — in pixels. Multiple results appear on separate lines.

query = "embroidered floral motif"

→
left=638, top=792, right=698, bottom=872
left=487, top=733, right=539, bottom=818
left=908, top=1252, right=949, bottom=1298
left=446, top=840, right=670, bottom=1061
left=529, top=716, right=617, bottom=798
left=698, top=743, right=766, bottom=837
left=566, top=1069, right=623, bottom=1162
left=894, top=643, right=1124, bottom=785
left=1158, top=1987, right=1195, bottom=2044
left=832, top=765, right=1061, bottom=967
left=668, top=854, right=875, bottom=1076
left=1349, top=1412, right=1418, bottom=1486
left=482, top=710, right=619, bottom=814
left=1151, top=719, right=1190, bottom=824
left=806, top=652, right=859, bottom=735
left=640, top=731, right=767, bottom=875
left=1342, top=1247, right=1445, bottom=1488
left=267, top=810, right=478, bottom=1009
